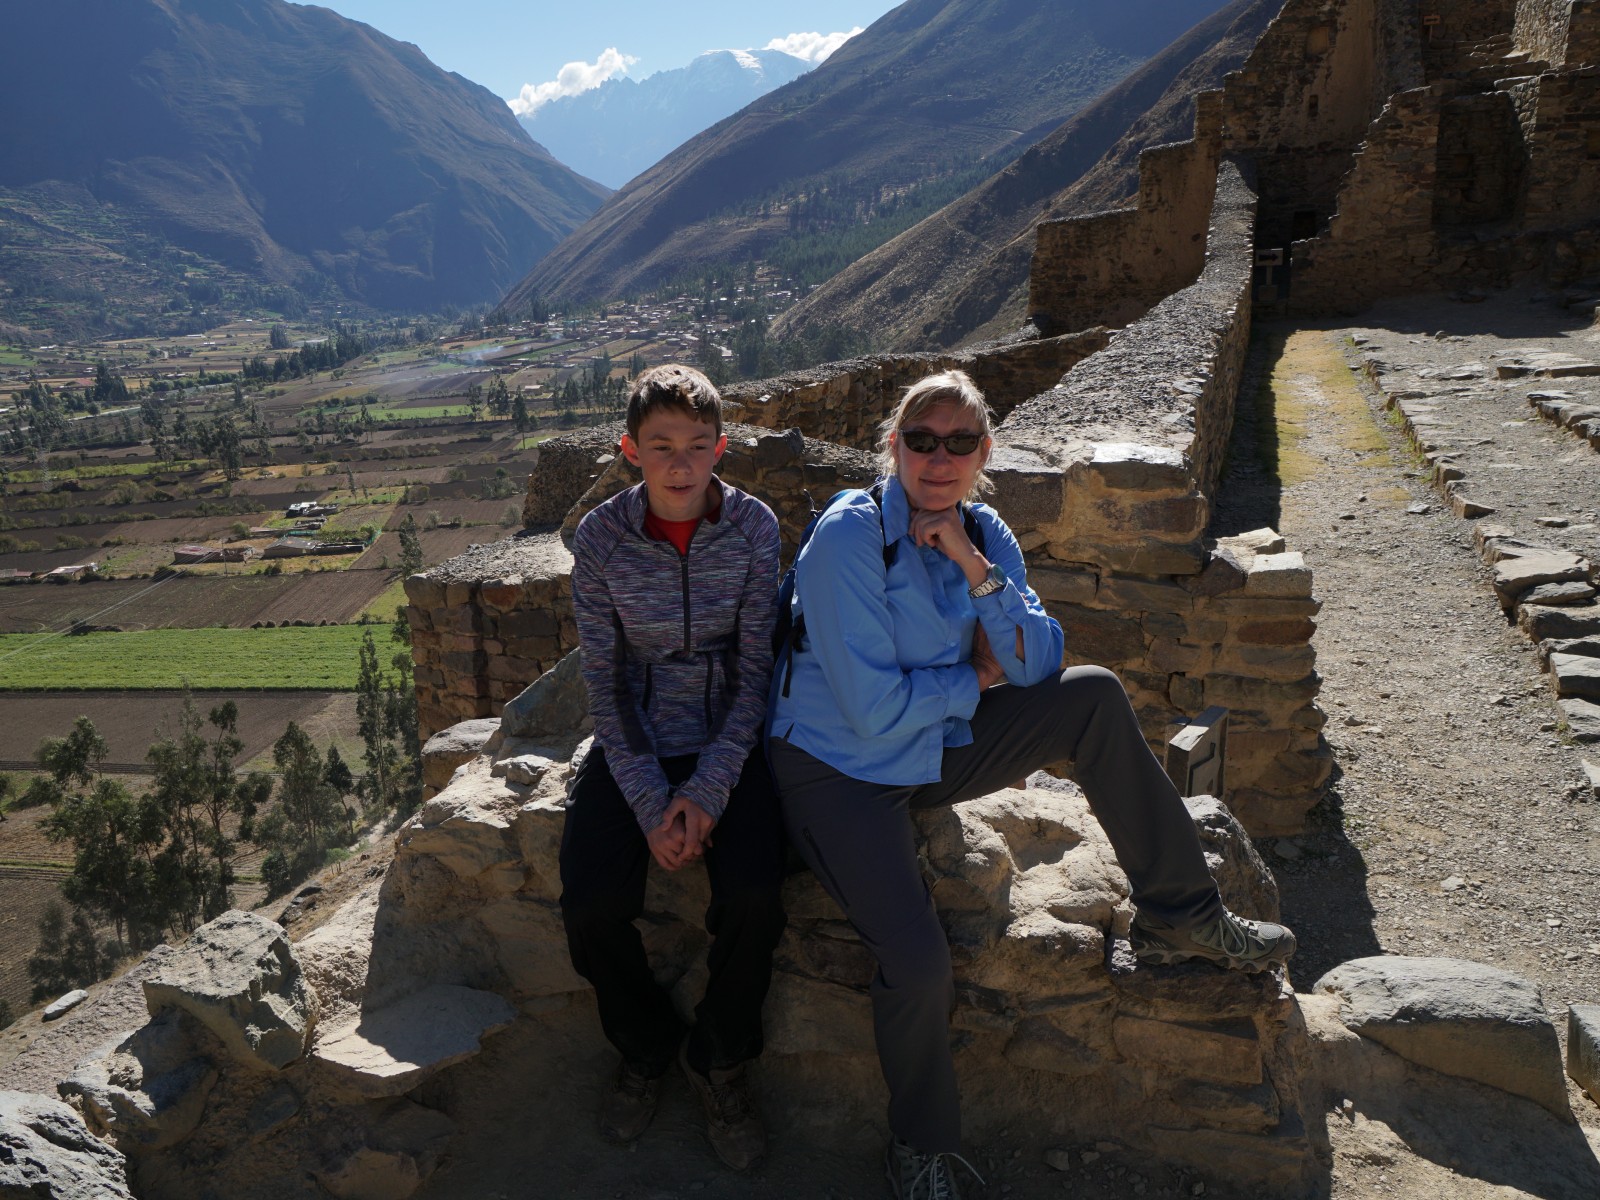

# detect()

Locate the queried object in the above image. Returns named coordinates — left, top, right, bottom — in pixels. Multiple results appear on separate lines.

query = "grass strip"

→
left=0, top=626, right=371, bottom=690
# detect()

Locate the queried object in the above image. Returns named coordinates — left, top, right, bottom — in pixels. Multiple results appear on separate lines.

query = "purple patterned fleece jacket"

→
left=570, top=477, right=780, bottom=833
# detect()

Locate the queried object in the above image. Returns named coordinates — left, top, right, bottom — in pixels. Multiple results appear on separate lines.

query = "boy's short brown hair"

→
left=626, top=364, right=722, bottom=439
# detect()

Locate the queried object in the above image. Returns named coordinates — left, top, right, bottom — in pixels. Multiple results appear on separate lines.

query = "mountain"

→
left=518, top=50, right=814, bottom=191
left=0, top=0, right=609, bottom=329
left=772, top=0, right=1284, bottom=350
left=497, top=0, right=1235, bottom=313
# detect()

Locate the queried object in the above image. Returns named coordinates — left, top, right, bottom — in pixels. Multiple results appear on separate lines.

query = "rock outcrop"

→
left=140, top=910, right=316, bottom=1072
left=0, top=1090, right=133, bottom=1200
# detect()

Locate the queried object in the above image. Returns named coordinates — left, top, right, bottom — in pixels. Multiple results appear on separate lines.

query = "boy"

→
left=560, top=364, right=785, bottom=1171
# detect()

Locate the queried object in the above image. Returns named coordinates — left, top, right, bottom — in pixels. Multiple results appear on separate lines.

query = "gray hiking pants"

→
left=769, top=665, right=1223, bottom=1155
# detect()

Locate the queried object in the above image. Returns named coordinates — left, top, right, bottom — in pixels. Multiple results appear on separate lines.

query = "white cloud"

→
left=763, top=28, right=862, bottom=63
left=508, top=48, right=638, bottom=116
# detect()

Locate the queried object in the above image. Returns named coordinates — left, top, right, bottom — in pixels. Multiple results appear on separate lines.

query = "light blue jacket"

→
left=767, top=476, right=1063, bottom=785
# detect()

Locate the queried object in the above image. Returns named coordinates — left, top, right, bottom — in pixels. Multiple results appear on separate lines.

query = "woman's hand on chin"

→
left=908, top=506, right=988, bottom=584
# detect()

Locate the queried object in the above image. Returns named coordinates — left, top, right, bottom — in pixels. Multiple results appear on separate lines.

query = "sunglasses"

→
left=898, top=429, right=985, bottom=456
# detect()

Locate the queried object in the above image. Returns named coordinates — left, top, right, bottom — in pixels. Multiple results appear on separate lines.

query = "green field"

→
left=358, top=577, right=410, bottom=623
left=360, top=404, right=476, bottom=421
left=0, top=626, right=372, bottom=690
left=7, top=459, right=203, bottom=484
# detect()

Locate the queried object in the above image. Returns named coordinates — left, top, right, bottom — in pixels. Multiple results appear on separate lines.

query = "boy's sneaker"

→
left=885, top=1139, right=984, bottom=1200
left=680, top=1042, right=766, bottom=1170
left=598, top=1060, right=659, bottom=1143
left=1130, top=908, right=1296, bottom=972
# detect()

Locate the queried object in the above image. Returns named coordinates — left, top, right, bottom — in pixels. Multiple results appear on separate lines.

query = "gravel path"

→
left=1213, top=292, right=1600, bottom=1198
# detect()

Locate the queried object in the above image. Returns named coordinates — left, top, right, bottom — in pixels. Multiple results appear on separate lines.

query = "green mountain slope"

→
left=0, top=0, right=609, bottom=334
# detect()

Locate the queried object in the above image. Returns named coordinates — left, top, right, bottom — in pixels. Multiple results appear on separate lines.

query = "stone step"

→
left=1559, top=697, right=1600, bottom=743
left=1550, top=652, right=1600, bottom=701
left=313, top=984, right=515, bottom=1099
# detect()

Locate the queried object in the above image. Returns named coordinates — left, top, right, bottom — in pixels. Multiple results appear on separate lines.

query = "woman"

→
left=766, top=369, right=1294, bottom=1200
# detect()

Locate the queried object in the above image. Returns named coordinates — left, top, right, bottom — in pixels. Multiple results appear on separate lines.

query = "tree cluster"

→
left=21, top=657, right=418, bottom=1003
left=241, top=325, right=367, bottom=383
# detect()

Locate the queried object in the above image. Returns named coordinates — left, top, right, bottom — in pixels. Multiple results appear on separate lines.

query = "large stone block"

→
left=1061, top=606, right=1146, bottom=665
left=1520, top=603, right=1600, bottom=640
left=1096, top=575, right=1196, bottom=615
left=142, top=911, right=315, bottom=1072
left=59, top=1012, right=217, bottom=1152
left=1240, top=552, right=1313, bottom=599
left=1113, top=1015, right=1263, bottom=1084
left=1315, top=956, right=1569, bottom=1115
left=421, top=718, right=501, bottom=795
left=313, top=984, right=515, bottom=1099
left=1570, top=1003, right=1600, bottom=1104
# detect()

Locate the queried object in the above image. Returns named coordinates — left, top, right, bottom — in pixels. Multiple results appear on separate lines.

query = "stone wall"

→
left=1287, top=85, right=1445, bottom=311
left=1433, top=90, right=1526, bottom=226
left=1572, top=0, right=1600, bottom=63
left=997, top=159, right=1327, bottom=834
left=374, top=742, right=1319, bottom=1190
left=1516, top=0, right=1578, bottom=63
left=520, top=425, right=626, bottom=527
left=405, top=538, right=576, bottom=739
left=1511, top=66, right=1600, bottom=233
left=718, top=326, right=1110, bottom=452
left=1219, top=0, right=1401, bottom=249
left=1027, top=99, right=1221, bottom=336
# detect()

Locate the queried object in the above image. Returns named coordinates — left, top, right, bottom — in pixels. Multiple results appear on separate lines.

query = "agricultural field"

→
left=0, top=572, right=394, bottom=633
left=0, top=689, right=359, bottom=771
left=0, top=626, right=374, bottom=690
left=0, top=866, right=73, bottom=1020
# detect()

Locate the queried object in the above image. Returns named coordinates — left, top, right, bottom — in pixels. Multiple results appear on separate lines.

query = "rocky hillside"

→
left=772, top=0, right=1284, bottom=351
left=517, top=49, right=813, bottom=190
left=0, top=0, right=609, bottom=329
left=497, top=0, right=1234, bottom=312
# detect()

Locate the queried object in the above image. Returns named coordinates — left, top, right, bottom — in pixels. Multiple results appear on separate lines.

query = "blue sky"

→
left=300, top=1, right=902, bottom=105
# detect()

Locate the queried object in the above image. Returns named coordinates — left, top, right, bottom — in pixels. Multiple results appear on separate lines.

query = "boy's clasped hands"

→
left=646, top=794, right=715, bottom=871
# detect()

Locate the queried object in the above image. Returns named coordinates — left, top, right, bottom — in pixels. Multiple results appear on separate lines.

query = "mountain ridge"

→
left=0, top=0, right=610, bottom=327
left=771, top=0, right=1285, bottom=351
left=518, top=50, right=814, bottom=190
left=497, top=0, right=1235, bottom=313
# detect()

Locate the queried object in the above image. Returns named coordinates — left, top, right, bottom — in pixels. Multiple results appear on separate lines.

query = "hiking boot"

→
left=680, top=1042, right=766, bottom=1170
left=1130, top=908, right=1297, bottom=972
left=598, top=1059, right=659, bottom=1143
left=885, top=1138, right=984, bottom=1200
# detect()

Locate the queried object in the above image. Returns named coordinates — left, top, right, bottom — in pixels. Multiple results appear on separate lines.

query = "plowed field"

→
left=0, top=867, right=72, bottom=1018
left=0, top=690, right=356, bottom=769
left=0, top=573, right=392, bottom=632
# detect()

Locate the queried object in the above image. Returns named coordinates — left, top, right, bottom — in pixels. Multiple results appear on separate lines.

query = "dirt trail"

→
left=1215, top=294, right=1600, bottom=1199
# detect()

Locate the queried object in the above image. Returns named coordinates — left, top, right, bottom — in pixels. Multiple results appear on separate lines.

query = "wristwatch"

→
left=968, top=564, right=1005, bottom=598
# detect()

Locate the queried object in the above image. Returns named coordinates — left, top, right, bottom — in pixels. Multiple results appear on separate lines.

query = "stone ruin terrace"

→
left=7, top=2, right=1600, bottom=1198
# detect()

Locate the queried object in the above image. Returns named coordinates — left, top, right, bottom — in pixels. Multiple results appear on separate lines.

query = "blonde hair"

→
left=876, top=369, right=995, bottom=500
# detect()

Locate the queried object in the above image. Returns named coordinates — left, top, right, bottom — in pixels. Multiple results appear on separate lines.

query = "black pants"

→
left=559, top=743, right=787, bottom=1078
left=773, top=666, right=1223, bottom=1153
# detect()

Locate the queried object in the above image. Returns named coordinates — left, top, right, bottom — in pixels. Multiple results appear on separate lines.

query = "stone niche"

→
left=365, top=728, right=1319, bottom=1192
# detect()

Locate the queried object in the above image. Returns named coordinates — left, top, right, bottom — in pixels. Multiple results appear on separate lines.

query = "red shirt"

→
left=644, top=497, right=721, bottom=556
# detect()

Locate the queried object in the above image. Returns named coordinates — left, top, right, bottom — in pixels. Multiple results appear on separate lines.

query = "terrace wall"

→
left=1027, top=97, right=1222, bottom=337
left=717, top=326, right=1110, bottom=452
